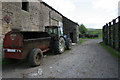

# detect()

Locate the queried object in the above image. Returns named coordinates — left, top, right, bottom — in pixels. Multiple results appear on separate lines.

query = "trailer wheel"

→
left=66, top=38, right=72, bottom=50
left=29, top=48, right=43, bottom=67
left=54, top=37, right=65, bottom=54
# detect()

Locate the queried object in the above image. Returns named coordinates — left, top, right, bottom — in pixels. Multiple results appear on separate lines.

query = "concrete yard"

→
left=2, top=39, right=119, bottom=78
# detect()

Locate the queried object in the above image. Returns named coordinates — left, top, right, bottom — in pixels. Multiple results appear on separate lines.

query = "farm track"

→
left=2, top=39, right=119, bottom=78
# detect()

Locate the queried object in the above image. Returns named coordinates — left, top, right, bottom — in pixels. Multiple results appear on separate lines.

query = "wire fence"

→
left=103, top=16, right=120, bottom=52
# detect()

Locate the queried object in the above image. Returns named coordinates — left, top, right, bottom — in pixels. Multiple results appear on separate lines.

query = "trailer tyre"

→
left=66, top=38, right=72, bottom=50
left=54, top=37, right=65, bottom=54
left=29, top=48, right=43, bottom=67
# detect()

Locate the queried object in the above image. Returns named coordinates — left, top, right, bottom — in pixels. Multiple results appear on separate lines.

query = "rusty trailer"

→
left=3, top=26, right=72, bottom=66
left=3, top=29, right=51, bottom=66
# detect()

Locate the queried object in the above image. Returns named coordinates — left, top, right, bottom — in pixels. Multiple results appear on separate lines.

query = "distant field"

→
left=87, top=29, right=102, bottom=38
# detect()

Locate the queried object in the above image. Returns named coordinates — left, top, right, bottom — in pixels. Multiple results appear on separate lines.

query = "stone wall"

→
left=0, top=2, right=2, bottom=78
left=0, top=1, right=2, bottom=41
left=63, top=17, right=79, bottom=43
left=1, top=1, right=63, bottom=36
left=2, top=2, right=43, bottom=34
left=0, top=1, right=2, bottom=60
left=41, top=2, right=62, bottom=27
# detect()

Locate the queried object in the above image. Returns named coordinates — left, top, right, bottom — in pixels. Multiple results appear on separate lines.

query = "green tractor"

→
left=45, top=26, right=72, bottom=54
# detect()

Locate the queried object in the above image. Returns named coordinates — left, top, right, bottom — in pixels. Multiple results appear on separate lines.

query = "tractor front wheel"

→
left=66, top=38, right=72, bottom=50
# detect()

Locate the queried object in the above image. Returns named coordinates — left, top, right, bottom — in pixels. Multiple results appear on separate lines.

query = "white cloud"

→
left=92, top=0, right=119, bottom=20
left=43, top=0, right=119, bottom=29
left=91, top=0, right=119, bottom=28
left=43, top=0, right=76, bottom=15
left=92, top=0, right=119, bottom=10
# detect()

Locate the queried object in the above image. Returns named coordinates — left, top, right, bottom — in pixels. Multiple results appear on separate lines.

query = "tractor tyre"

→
left=66, top=38, right=72, bottom=50
left=54, top=37, right=65, bottom=54
left=28, top=48, right=43, bottom=67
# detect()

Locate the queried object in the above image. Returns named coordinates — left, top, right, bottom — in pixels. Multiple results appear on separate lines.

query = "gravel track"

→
left=2, top=39, right=119, bottom=78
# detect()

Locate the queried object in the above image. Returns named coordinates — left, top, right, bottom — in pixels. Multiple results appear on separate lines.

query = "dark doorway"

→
left=70, top=33, right=73, bottom=42
left=22, top=2, right=29, bottom=12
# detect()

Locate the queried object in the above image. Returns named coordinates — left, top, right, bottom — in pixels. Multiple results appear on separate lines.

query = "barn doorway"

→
left=70, top=33, right=73, bottom=42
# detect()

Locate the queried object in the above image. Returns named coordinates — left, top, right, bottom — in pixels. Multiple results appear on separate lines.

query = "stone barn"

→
left=0, top=0, right=79, bottom=57
left=1, top=0, right=63, bottom=36
left=63, top=16, right=79, bottom=43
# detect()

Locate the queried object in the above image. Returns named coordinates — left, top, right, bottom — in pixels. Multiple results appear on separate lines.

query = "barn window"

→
left=22, top=2, right=29, bottom=12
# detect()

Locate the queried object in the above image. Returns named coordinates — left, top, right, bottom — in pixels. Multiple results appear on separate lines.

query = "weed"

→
left=100, top=42, right=120, bottom=59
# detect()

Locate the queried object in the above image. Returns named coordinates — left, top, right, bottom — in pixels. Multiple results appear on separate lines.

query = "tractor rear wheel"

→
left=28, top=48, right=43, bottom=67
left=54, top=37, right=65, bottom=54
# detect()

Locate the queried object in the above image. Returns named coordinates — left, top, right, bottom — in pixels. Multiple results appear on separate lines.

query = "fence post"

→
left=104, top=25, right=107, bottom=44
left=118, top=16, right=120, bottom=51
left=103, top=25, right=105, bottom=43
left=113, top=19, right=116, bottom=49
left=106, top=23, right=108, bottom=45
left=109, top=22, right=111, bottom=46
left=105, top=25, right=107, bottom=44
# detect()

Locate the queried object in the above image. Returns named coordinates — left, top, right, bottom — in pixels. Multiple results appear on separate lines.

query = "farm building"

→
left=41, top=2, right=79, bottom=43
left=0, top=0, right=79, bottom=55
left=1, top=1, right=63, bottom=35
left=63, top=17, right=79, bottom=43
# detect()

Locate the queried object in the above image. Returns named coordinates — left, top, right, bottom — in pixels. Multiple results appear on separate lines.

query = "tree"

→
left=79, top=24, right=88, bottom=34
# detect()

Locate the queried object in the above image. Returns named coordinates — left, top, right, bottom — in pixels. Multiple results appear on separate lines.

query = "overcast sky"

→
left=43, top=0, right=119, bottom=29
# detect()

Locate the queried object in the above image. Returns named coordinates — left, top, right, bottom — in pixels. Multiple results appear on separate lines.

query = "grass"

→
left=100, top=42, right=120, bottom=59
left=86, top=29, right=102, bottom=39
left=77, top=38, right=88, bottom=44
left=77, top=38, right=83, bottom=44
left=83, top=37, right=102, bottom=39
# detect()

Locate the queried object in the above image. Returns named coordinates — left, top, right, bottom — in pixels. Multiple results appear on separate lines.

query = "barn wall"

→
left=2, top=2, right=43, bottom=34
left=41, top=2, right=62, bottom=27
left=63, top=17, right=79, bottom=43
left=1, top=1, right=63, bottom=37
left=0, top=1, right=2, bottom=61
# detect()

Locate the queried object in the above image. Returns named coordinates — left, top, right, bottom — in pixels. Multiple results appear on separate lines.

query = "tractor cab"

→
left=45, top=26, right=64, bottom=39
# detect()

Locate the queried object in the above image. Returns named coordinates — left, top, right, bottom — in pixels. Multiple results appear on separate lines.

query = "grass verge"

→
left=77, top=38, right=87, bottom=44
left=83, top=37, right=102, bottom=39
left=77, top=38, right=83, bottom=44
left=100, top=42, right=120, bottom=59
